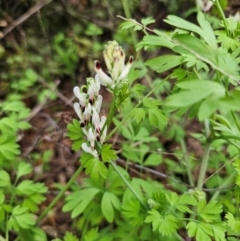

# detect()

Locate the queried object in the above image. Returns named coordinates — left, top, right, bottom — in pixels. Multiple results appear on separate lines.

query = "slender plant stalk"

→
left=110, top=160, right=147, bottom=209
left=180, top=139, right=194, bottom=187
left=197, top=119, right=211, bottom=189
left=36, top=165, right=84, bottom=223
left=215, top=0, right=229, bottom=37
left=210, top=171, right=236, bottom=201
left=197, top=144, right=211, bottom=189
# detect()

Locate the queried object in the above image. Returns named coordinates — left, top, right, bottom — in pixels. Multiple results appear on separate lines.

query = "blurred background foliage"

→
left=0, top=0, right=204, bottom=104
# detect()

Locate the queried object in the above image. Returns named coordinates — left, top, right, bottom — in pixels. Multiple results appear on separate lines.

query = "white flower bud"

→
left=73, top=86, right=87, bottom=108
left=82, top=143, right=98, bottom=158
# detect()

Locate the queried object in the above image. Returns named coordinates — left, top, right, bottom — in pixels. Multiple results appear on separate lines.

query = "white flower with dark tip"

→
left=94, top=41, right=133, bottom=89
left=73, top=86, right=87, bottom=109
left=83, top=103, right=92, bottom=123
left=92, top=107, right=101, bottom=133
left=73, top=103, right=84, bottom=125
left=87, top=77, right=101, bottom=104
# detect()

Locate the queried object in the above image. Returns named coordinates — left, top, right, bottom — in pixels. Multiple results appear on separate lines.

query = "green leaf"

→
left=2, top=101, right=26, bottom=112
left=144, top=153, right=162, bottom=166
left=225, top=212, right=240, bottom=232
left=131, top=84, right=146, bottom=96
left=101, top=191, right=121, bottom=222
left=173, top=34, right=239, bottom=83
left=0, top=135, right=20, bottom=161
left=63, top=231, right=79, bottom=241
left=120, top=21, right=139, bottom=30
left=148, top=108, right=168, bottom=129
left=197, top=12, right=217, bottom=49
left=141, top=17, right=155, bottom=26
left=131, top=108, right=146, bottom=124
left=16, top=162, right=32, bottom=180
left=132, top=127, right=158, bottom=142
left=145, top=55, right=184, bottom=73
left=143, top=97, right=162, bottom=108
left=164, top=15, right=204, bottom=38
left=197, top=200, right=222, bottom=222
left=187, top=221, right=212, bottom=241
left=101, top=144, right=118, bottom=162
left=140, top=34, right=176, bottom=50
left=16, top=180, right=48, bottom=195
left=0, top=189, right=5, bottom=204
left=167, top=192, right=197, bottom=213
left=85, top=158, right=107, bottom=181
left=7, top=205, right=35, bottom=231
left=121, top=198, right=145, bottom=226
left=198, top=97, right=219, bottom=121
left=145, top=209, right=178, bottom=236
left=0, top=170, right=11, bottom=187
left=187, top=221, right=226, bottom=241
left=165, top=80, right=225, bottom=108
left=83, top=227, right=99, bottom=241
left=63, top=187, right=100, bottom=218
left=219, top=90, right=240, bottom=111
left=67, top=119, right=84, bottom=141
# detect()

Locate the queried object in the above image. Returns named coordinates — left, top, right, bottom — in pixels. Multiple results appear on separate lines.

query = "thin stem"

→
left=106, top=75, right=170, bottom=140
left=110, top=160, right=148, bottom=209
left=210, top=171, right=236, bottom=201
left=36, top=164, right=84, bottom=223
left=197, top=120, right=211, bottom=189
left=5, top=176, right=19, bottom=240
left=180, top=139, right=194, bottom=187
left=105, top=91, right=117, bottom=130
left=231, top=110, right=240, bottom=133
left=197, top=145, right=211, bottom=189
left=214, top=0, right=229, bottom=37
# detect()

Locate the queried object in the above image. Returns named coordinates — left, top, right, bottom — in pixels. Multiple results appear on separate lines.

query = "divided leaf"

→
left=63, top=187, right=100, bottom=218
left=101, top=144, right=118, bottom=162
left=197, top=200, right=222, bottom=222
left=101, top=191, right=121, bottom=222
left=145, top=209, right=178, bottom=236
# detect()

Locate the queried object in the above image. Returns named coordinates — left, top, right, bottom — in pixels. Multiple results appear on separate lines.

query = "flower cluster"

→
left=73, top=41, right=133, bottom=158
left=94, top=40, right=133, bottom=89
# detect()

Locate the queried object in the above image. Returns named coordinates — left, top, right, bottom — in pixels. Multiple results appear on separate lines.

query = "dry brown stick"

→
left=0, top=0, right=53, bottom=40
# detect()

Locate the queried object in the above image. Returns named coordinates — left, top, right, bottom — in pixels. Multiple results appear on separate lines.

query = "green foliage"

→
left=63, top=187, right=100, bottom=218
left=101, top=144, right=118, bottom=162
left=145, top=209, right=178, bottom=236
left=1, top=1, right=240, bottom=240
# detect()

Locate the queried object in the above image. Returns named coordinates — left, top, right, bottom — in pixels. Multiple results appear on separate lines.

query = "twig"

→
left=0, top=0, right=53, bottom=40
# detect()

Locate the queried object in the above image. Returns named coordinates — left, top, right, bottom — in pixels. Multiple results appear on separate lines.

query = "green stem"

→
left=36, top=164, right=84, bottom=223
left=110, top=160, right=148, bottom=209
left=105, top=91, right=117, bottom=130
left=197, top=144, right=211, bottom=189
left=197, top=120, right=211, bottom=189
left=215, top=0, right=229, bottom=37
left=5, top=176, right=19, bottom=240
left=180, top=139, right=194, bottom=187
left=210, top=171, right=236, bottom=201
left=106, top=75, right=169, bottom=140
left=231, top=110, right=240, bottom=133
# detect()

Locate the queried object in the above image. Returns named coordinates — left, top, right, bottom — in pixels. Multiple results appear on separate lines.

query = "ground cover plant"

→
left=0, top=0, right=240, bottom=240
